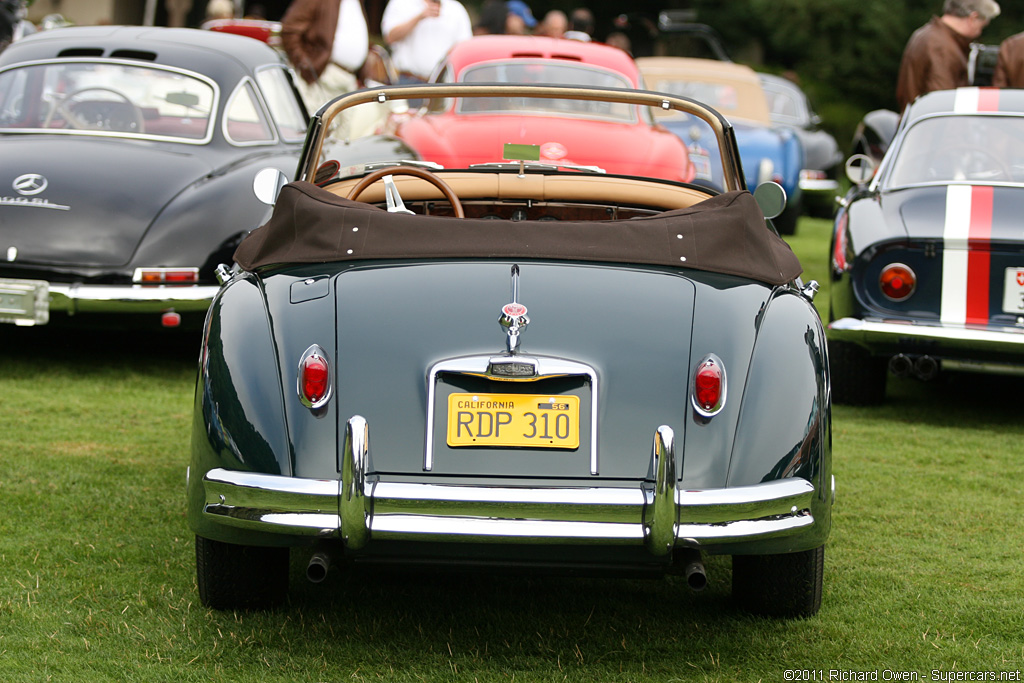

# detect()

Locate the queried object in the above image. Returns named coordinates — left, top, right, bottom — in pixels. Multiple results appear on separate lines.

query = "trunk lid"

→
left=332, top=260, right=696, bottom=481
left=0, top=136, right=212, bottom=267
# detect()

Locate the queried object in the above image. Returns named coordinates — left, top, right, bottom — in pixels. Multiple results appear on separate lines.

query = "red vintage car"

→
left=391, top=35, right=697, bottom=183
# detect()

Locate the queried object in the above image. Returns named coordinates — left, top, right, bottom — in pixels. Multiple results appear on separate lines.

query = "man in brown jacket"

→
left=895, top=0, right=1001, bottom=113
left=280, top=0, right=371, bottom=111
left=993, top=32, right=1024, bottom=87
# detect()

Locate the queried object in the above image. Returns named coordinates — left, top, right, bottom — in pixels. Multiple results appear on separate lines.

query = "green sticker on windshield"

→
left=503, top=143, right=541, bottom=162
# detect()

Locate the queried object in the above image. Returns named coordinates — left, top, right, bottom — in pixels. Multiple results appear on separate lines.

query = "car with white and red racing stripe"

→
left=828, top=87, right=1024, bottom=404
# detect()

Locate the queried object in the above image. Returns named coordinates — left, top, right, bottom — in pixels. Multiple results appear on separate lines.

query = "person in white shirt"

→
left=281, top=0, right=392, bottom=138
left=381, top=0, right=472, bottom=83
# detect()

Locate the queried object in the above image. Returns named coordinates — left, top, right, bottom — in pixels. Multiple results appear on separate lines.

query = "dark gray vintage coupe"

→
left=830, top=87, right=1024, bottom=404
left=0, top=26, right=307, bottom=329
left=187, top=83, right=833, bottom=618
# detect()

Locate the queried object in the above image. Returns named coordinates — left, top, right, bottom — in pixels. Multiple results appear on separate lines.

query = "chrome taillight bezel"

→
left=297, top=343, right=332, bottom=409
left=691, top=353, right=726, bottom=418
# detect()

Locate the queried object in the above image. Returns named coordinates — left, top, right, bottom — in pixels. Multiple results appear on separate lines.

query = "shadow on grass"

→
left=845, top=370, right=1024, bottom=431
left=0, top=323, right=200, bottom=369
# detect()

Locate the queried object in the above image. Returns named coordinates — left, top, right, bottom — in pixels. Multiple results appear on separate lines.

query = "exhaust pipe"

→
left=677, top=549, right=707, bottom=592
left=889, top=354, right=912, bottom=378
left=685, top=560, right=708, bottom=592
left=914, top=355, right=939, bottom=381
left=306, top=552, right=331, bottom=583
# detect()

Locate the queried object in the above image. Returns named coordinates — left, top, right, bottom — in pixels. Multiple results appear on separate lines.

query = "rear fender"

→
left=188, top=274, right=291, bottom=539
left=727, top=289, right=832, bottom=548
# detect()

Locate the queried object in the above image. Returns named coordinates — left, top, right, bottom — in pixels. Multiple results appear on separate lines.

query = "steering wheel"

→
left=44, top=86, right=145, bottom=133
left=346, top=166, right=464, bottom=218
left=938, top=145, right=1011, bottom=181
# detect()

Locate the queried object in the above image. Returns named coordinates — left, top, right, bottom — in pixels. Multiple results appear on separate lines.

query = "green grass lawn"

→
left=1, top=217, right=1022, bottom=682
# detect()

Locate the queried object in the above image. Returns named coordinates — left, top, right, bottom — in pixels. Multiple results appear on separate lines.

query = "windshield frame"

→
left=880, top=111, right=1024, bottom=191
left=302, top=83, right=743, bottom=191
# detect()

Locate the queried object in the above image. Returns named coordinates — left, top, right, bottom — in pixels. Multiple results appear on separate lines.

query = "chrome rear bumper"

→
left=197, top=417, right=829, bottom=555
left=828, top=317, right=1024, bottom=355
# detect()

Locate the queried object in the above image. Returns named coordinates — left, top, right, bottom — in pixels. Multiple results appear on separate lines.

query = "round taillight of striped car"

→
left=297, top=344, right=332, bottom=409
left=879, top=263, right=916, bottom=302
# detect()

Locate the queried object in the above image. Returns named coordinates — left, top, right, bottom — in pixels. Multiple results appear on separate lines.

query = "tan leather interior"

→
left=323, top=171, right=711, bottom=212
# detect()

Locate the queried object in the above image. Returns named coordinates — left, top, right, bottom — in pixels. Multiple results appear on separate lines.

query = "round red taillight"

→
left=692, top=356, right=726, bottom=416
left=879, top=263, right=916, bottom=301
left=298, top=346, right=332, bottom=408
left=302, top=356, right=329, bottom=402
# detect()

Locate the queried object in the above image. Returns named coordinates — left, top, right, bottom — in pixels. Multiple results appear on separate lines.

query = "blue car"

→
left=638, top=57, right=804, bottom=234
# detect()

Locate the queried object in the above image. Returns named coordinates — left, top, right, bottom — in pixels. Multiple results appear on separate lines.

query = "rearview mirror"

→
left=166, top=91, right=200, bottom=108
left=753, top=181, right=787, bottom=220
left=845, top=154, right=876, bottom=186
left=253, top=167, right=288, bottom=206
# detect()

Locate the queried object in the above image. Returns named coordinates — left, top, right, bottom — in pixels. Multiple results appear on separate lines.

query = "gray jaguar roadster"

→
left=187, top=83, right=833, bottom=618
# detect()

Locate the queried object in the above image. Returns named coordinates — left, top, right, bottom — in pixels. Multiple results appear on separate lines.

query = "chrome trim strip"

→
left=675, top=515, right=814, bottom=542
left=424, top=354, right=600, bottom=474
left=942, top=358, right=1024, bottom=376
left=798, top=177, right=840, bottom=193
left=369, top=515, right=644, bottom=542
left=201, top=468, right=340, bottom=537
left=676, top=478, right=814, bottom=522
left=828, top=316, right=1024, bottom=348
left=47, top=283, right=220, bottom=314
left=373, top=481, right=642, bottom=505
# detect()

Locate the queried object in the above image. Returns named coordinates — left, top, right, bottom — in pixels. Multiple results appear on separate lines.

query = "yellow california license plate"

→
left=446, top=393, right=580, bottom=449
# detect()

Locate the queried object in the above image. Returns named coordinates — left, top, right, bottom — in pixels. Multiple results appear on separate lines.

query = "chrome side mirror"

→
left=753, top=181, right=787, bottom=220
left=253, top=167, right=288, bottom=206
left=845, top=154, right=876, bottom=187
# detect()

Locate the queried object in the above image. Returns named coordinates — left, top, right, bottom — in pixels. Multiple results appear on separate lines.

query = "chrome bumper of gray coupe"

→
left=198, top=417, right=829, bottom=555
left=49, top=283, right=219, bottom=314
left=0, top=278, right=219, bottom=325
left=828, top=316, right=1024, bottom=354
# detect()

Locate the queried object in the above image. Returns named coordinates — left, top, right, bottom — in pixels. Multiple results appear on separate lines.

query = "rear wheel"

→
left=732, top=545, right=825, bottom=618
left=195, top=536, right=289, bottom=610
left=829, top=339, right=887, bottom=405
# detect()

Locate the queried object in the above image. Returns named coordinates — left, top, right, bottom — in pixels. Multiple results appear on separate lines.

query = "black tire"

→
left=195, top=535, right=289, bottom=610
left=828, top=339, right=887, bottom=405
left=732, top=545, right=825, bottom=618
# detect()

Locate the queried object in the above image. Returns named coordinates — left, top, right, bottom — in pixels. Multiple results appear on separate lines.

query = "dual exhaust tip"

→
left=306, top=550, right=710, bottom=592
left=888, top=353, right=939, bottom=381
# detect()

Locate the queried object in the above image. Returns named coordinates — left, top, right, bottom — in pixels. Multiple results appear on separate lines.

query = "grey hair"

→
left=943, top=0, right=1001, bottom=20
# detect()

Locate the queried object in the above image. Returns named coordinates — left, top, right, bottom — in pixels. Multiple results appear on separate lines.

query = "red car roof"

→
left=443, top=35, right=642, bottom=87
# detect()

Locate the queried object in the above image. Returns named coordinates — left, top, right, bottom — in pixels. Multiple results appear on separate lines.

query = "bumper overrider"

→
left=0, top=277, right=219, bottom=325
left=195, top=417, right=832, bottom=556
left=829, top=316, right=1024, bottom=372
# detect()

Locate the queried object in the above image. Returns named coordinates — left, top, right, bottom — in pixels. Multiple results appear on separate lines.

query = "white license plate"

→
left=0, top=278, right=49, bottom=326
left=1001, top=268, right=1024, bottom=314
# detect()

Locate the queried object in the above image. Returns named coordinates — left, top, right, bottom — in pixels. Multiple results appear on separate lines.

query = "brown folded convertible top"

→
left=234, top=181, right=802, bottom=286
